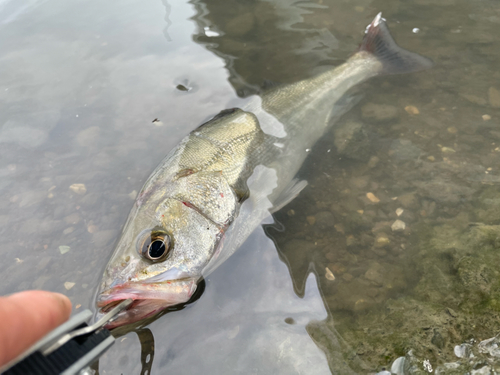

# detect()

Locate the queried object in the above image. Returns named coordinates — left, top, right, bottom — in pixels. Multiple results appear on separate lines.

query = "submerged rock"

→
left=389, top=139, right=423, bottom=163
left=333, top=120, right=372, bottom=161
left=361, top=103, right=399, bottom=122
left=413, top=178, right=475, bottom=204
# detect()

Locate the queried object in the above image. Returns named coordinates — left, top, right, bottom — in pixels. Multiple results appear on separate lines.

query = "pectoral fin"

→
left=270, top=179, right=308, bottom=214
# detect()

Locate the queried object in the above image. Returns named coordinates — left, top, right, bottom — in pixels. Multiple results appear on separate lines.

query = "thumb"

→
left=0, top=290, right=72, bottom=367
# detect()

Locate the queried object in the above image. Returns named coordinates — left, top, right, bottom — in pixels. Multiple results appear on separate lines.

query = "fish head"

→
left=96, top=196, right=222, bottom=328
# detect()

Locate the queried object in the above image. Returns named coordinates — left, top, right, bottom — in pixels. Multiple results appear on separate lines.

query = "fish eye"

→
left=139, top=228, right=172, bottom=262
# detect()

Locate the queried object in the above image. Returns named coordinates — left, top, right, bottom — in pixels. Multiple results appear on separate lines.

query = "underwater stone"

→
left=431, top=329, right=445, bottom=349
left=389, top=139, right=422, bottom=162
left=488, top=87, right=500, bottom=108
left=225, top=13, right=255, bottom=37
left=361, top=103, right=399, bottom=122
left=398, top=192, right=419, bottom=209
left=333, top=120, right=371, bottom=161
left=314, top=211, right=335, bottom=230
left=414, top=179, right=475, bottom=204
left=76, top=126, right=101, bottom=147
left=92, top=230, right=118, bottom=248
left=391, top=220, right=406, bottom=232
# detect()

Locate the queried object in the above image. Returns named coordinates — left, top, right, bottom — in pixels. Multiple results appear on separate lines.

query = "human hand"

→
left=0, top=290, right=72, bottom=367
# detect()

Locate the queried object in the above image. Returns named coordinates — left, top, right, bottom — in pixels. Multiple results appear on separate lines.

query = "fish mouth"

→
left=97, top=279, right=197, bottom=328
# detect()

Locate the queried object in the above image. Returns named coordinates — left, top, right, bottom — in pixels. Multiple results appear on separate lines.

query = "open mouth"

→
left=100, top=298, right=144, bottom=313
left=96, top=279, right=198, bottom=328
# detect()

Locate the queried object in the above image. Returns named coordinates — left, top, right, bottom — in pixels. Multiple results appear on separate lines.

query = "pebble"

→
left=314, top=211, right=335, bottom=230
left=306, top=216, right=316, bottom=225
left=325, top=267, right=335, bottom=281
left=375, top=236, right=390, bottom=247
left=404, top=105, right=420, bottom=115
left=64, top=213, right=81, bottom=225
left=396, top=208, right=404, bottom=217
left=488, top=87, right=500, bottom=108
left=446, top=307, right=458, bottom=317
left=342, top=273, right=353, bottom=282
left=18, top=191, right=46, bottom=208
left=416, top=180, right=474, bottom=204
left=334, top=223, right=345, bottom=233
left=454, top=344, right=471, bottom=359
left=0, top=121, right=50, bottom=148
left=329, top=263, right=346, bottom=274
left=361, top=103, right=398, bottom=122
left=64, top=282, right=75, bottom=290
left=366, top=192, right=380, bottom=203
left=365, top=262, right=385, bottom=286
left=353, top=299, right=371, bottom=312
left=390, top=139, right=422, bottom=162
left=333, top=121, right=371, bottom=161
left=346, top=235, right=358, bottom=247
left=460, top=93, right=487, bottom=106
left=427, top=155, right=435, bottom=161
left=447, top=126, right=458, bottom=134
left=76, top=126, right=101, bottom=147
left=225, top=12, right=255, bottom=36
left=391, top=357, right=406, bottom=374
left=483, top=114, right=491, bottom=121
left=398, top=193, right=418, bottom=209
left=92, top=230, right=118, bottom=247
left=441, top=146, right=456, bottom=153
left=69, top=183, right=87, bottom=195
left=391, top=220, right=406, bottom=231
left=287, top=209, right=295, bottom=216
left=372, top=221, right=392, bottom=234
left=367, top=156, right=379, bottom=168
left=63, top=227, right=74, bottom=235
left=349, top=176, right=369, bottom=189
left=32, top=275, right=51, bottom=289
left=59, top=245, right=71, bottom=254
left=80, top=192, right=101, bottom=206
left=36, top=257, right=51, bottom=271
left=432, top=330, right=445, bottom=349
left=224, top=325, right=240, bottom=340
left=87, top=224, right=99, bottom=233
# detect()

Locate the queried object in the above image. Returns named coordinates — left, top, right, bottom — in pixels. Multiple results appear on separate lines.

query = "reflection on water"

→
left=1, top=0, right=500, bottom=373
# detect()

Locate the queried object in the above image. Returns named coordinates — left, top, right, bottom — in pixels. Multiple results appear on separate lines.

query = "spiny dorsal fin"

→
left=360, top=12, right=433, bottom=75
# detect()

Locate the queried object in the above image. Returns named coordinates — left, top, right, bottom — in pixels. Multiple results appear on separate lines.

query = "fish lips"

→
left=97, top=278, right=197, bottom=328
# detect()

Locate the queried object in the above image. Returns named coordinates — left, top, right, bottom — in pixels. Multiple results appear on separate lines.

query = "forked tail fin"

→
left=360, top=12, right=433, bottom=75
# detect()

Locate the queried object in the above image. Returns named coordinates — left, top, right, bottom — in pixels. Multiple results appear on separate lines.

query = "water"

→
left=1, top=0, right=500, bottom=373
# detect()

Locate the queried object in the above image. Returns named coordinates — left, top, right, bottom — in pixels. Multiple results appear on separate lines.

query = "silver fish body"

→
left=96, top=13, right=431, bottom=327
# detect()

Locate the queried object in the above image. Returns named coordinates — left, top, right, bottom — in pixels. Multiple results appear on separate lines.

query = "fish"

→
left=96, top=13, right=432, bottom=327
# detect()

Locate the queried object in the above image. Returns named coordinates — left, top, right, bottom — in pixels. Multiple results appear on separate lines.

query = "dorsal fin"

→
left=209, top=108, right=241, bottom=121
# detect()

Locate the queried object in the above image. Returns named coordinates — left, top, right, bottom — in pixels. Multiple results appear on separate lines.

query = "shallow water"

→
left=1, top=0, right=500, bottom=373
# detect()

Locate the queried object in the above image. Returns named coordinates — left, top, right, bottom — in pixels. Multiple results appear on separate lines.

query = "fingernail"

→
left=50, top=292, right=72, bottom=312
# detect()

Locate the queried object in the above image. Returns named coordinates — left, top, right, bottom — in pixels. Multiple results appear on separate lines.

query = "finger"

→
left=0, top=290, right=72, bottom=367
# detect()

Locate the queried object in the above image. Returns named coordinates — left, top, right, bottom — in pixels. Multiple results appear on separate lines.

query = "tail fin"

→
left=360, top=13, right=433, bottom=75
